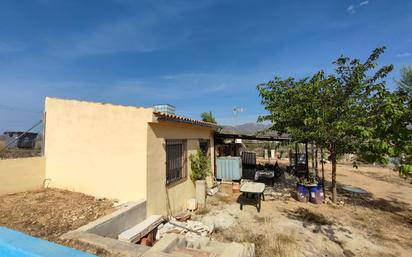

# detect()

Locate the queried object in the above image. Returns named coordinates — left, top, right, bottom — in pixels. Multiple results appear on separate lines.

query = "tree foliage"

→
left=189, top=150, right=211, bottom=181
left=201, top=111, right=217, bottom=124
left=395, top=66, right=412, bottom=97
left=257, top=47, right=395, bottom=202
left=391, top=66, right=412, bottom=175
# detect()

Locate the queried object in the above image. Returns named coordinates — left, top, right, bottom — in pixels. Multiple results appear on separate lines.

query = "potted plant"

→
left=189, top=150, right=211, bottom=209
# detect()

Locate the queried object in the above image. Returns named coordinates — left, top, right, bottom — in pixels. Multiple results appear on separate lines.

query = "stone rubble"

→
left=156, top=218, right=211, bottom=241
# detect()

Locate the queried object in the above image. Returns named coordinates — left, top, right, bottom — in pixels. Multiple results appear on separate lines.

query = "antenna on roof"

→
left=232, top=107, right=244, bottom=134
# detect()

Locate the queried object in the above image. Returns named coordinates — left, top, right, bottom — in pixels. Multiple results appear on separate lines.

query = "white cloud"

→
left=396, top=52, right=412, bottom=58
left=347, top=1, right=370, bottom=14
left=359, top=1, right=369, bottom=6
left=347, top=5, right=356, bottom=14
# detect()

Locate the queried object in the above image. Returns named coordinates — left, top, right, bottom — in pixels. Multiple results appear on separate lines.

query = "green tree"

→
left=201, top=111, right=217, bottom=124
left=189, top=150, right=211, bottom=181
left=395, top=66, right=412, bottom=97
left=257, top=47, right=394, bottom=203
left=353, top=68, right=411, bottom=177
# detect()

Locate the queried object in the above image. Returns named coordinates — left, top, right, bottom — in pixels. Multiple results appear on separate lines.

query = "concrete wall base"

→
left=64, top=201, right=147, bottom=239
left=143, top=234, right=255, bottom=257
left=63, top=231, right=149, bottom=257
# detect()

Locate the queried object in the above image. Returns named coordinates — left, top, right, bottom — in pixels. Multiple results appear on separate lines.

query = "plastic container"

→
left=296, top=183, right=309, bottom=202
left=309, top=184, right=323, bottom=204
left=186, top=198, right=198, bottom=211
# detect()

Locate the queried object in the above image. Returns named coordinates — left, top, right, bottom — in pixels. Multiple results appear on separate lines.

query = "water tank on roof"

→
left=153, top=104, right=176, bottom=115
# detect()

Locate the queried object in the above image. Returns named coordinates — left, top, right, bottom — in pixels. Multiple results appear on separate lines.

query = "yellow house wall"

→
left=147, top=122, right=215, bottom=216
left=44, top=97, right=153, bottom=202
left=0, top=157, right=45, bottom=196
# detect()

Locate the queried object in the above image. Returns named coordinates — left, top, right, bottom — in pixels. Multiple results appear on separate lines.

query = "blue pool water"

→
left=0, top=227, right=97, bottom=257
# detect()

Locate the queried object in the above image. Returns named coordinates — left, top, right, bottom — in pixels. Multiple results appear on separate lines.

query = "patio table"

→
left=240, top=182, right=265, bottom=212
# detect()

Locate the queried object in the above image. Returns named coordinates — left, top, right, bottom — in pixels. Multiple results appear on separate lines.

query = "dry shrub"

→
left=216, top=224, right=297, bottom=257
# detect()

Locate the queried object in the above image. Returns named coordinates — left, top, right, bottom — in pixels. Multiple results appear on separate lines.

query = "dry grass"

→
left=195, top=207, right=210, bottom=215
left=253, top=215, right=272, bottom=223
left=214, top=192, right=234, bottom=204
left=215, top=223, right=297, bottom=257
left=350, top=208, right=412, bottom=248
left=285, top=207, right=333, bottom=225
left=0, top=189, right=114, bottom=241
left=0, top=140, right=5, bottom=149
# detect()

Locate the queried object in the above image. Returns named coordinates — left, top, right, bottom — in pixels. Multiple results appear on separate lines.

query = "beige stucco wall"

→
left=44, top=97, right=154, bottom=202
left=0, top=157, right=45, bottom=196
left=146, top=122, right=215, bottom=216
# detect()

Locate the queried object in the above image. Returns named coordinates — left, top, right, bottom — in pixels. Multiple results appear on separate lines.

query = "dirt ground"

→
left=196, top=162, right=412, bottom=257
left=0, top=188, right=116, bottom=256
left=1, top=163, right=411, bottom=257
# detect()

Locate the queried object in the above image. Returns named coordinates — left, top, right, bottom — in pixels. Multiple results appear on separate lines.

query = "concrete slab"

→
left=147, top=234, right=179, bottom=253
left=118, top=215, right=164, bottom=243
left=144, top=234, right=255, bottom=257
left=63, top=231, right=149, bottom=257
left=63, top=200, right=147, bottom=239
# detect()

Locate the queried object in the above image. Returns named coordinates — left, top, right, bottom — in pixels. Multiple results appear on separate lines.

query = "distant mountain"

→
left=220, top=123, right=270, bottom=135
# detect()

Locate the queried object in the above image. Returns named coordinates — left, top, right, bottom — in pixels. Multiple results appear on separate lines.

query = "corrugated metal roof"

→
left=153, top=112, right=218, bottom=129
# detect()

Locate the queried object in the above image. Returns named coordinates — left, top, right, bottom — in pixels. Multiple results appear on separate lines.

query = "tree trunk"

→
left=331, top=152, right=337, bottom=203
left=311, top=143, right=315, bottom=170
left=315, top=147, right=319, bottom=178
left=320, top=148, right=325, bottom=199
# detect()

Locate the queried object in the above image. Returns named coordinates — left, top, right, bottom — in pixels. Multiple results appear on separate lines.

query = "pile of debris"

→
left=157, top=218, right=212, bottom=240
left=264, top=186, right=292, bottom=201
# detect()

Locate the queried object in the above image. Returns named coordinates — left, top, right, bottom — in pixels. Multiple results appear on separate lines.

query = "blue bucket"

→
left=310, top=183, right=324, bottom=204
left=296, top=184, right=309, bottom=202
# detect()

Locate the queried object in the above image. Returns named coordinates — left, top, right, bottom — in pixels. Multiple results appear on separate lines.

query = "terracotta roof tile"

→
left=153, top=112, right=218, bottom=129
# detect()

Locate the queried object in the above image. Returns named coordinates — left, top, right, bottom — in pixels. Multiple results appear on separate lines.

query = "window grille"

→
left=166, top=139, right=187, bottom=185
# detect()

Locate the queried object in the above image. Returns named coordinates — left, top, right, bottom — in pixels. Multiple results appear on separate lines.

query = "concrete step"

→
left=118, top=215, right=164, bottom=243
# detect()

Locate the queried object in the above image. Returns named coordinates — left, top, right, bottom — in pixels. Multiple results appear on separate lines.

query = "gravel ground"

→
left=0, top=188, right=116, bottom=256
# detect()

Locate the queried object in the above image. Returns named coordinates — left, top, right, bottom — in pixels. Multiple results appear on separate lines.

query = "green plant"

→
left=257, top=47, right=395, bottom=202
left=200, top=111, right=217, bottom=124
left=399, top=164, right=412, bottom=177
left=189, top=150, right=211, bottom=181
left=395, top=66, right=412, bottom=97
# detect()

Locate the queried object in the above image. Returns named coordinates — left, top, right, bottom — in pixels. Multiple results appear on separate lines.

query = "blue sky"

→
left=0, top=0, right=411, bottom=132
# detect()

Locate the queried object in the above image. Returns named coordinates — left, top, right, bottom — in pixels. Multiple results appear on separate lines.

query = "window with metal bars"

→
left=166, top=139, right=187, bottom=185
left=199, top=139, right=209, bottom=155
